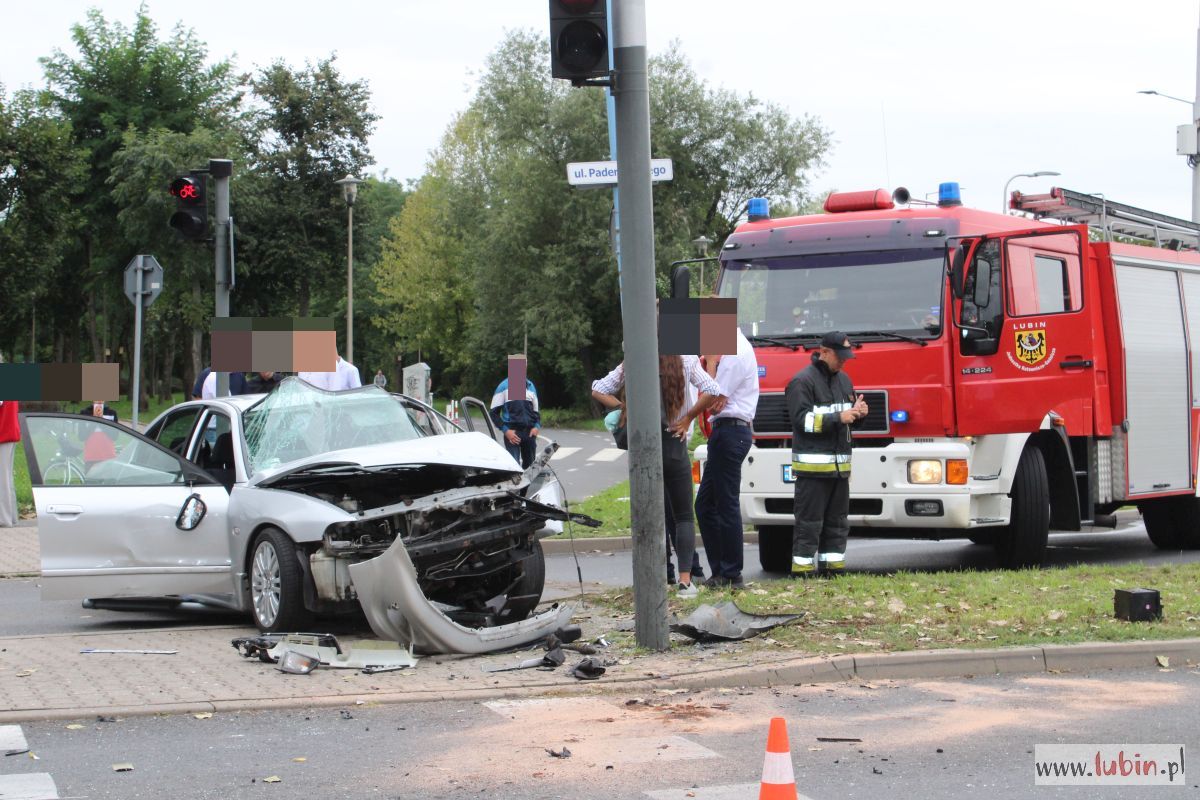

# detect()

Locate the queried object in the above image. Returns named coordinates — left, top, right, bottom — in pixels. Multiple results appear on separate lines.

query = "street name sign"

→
left=567, top=158, right=673, bottom=187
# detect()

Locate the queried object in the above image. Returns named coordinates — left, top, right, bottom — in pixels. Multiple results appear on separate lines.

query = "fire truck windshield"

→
left=717, top=248, right=945, bottom=340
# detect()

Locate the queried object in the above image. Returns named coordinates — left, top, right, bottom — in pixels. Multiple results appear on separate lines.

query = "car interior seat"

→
left=207, top=432, right=236, bottom=490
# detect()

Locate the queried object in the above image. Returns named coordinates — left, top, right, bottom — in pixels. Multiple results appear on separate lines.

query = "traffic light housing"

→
left=549, top=0, right=610, bottom=85
left=169, top=172, right=208, bottom=240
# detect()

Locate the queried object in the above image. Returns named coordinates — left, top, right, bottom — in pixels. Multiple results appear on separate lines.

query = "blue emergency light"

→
left=890, top=410, right=909, bottom=423
left=748, top=197, right=770, bottom=221
left=937, top=182, right=962, bottom=207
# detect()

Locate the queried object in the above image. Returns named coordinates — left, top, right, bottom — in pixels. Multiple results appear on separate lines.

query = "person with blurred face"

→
left=785, top=331, right=867, bottom=576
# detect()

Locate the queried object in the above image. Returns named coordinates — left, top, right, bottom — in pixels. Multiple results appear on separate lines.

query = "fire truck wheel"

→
left=756, top=526, right=795, bottom=573
left=1142, top=497, right=1200, bottom=550
left=995, top=446, right=1050, bottom=569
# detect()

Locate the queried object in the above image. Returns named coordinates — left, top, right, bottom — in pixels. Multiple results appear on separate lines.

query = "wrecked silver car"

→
left=19, top=379, right=596, bottom=652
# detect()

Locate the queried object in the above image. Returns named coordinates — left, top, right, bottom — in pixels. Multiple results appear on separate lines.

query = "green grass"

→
left=565, top=479, right=633, bottom=537
left=14, top=443, right=32, bottom=515
left=540, top=407, right=607, bottom=431
left=106, top=392, right=186, bottom=425
left=595, top=563, right=1200, bottom=654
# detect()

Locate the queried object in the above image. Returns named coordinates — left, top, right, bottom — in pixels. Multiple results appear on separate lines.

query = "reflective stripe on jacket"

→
left=785, top=354, right=858, bottom=479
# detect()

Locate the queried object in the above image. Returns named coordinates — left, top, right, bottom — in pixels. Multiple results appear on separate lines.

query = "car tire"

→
left=1142, top=497, right=1200, bottom=550
left=249, top=528, right=309, bottom=633
left=501, top=540, right=547, bottom=622
left=994, top=446, right=1050, bottom=569
left=757, top=526, right=794, bottom=573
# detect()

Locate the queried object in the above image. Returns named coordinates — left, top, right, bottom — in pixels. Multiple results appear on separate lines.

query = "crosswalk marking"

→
left=587, top=447, right=626, bottom=462
left=0, top=724, right=27, bottom=751
left=0, top=773, right=59, bottom=800
left=604, top=735, right=720, bottom=763
left=550, top=446, right=581, bottom=460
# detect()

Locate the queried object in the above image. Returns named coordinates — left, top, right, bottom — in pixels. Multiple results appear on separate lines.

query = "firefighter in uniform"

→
left=785, top=331, right=868, bottom=575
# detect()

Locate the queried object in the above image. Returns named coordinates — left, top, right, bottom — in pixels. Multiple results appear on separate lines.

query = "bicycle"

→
left=41, top=431, right=87, bottom=486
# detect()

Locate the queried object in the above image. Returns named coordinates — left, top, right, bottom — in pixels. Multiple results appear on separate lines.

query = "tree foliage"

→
left=375, top=31, right=830, bottom=407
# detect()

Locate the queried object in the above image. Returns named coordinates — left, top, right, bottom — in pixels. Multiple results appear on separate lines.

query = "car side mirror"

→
left=948, top=241, right=972, bottom=299
left=973, top=259, right=993, bottom=307
left=176, top=493, right=207, bottom=530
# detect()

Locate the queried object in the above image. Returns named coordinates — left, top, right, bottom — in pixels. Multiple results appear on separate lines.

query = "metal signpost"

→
left=612, top=0, right=669, bottom=650
left=123, top=255, right=164, bottom=428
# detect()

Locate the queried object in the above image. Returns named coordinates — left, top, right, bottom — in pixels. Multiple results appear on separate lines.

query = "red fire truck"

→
left=696, top=182, right=1200, bottom=571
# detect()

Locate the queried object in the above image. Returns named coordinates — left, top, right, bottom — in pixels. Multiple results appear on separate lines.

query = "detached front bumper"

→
left=698, top=441, right=992, bottom=530
left=348, top=535, right=574, bottom=654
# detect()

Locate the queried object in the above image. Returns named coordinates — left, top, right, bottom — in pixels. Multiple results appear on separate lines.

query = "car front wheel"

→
left=249, top=527, right=308, bottom=633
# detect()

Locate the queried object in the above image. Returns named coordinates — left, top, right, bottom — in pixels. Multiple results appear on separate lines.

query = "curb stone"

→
left=1, top=638, right=1195, bottom=724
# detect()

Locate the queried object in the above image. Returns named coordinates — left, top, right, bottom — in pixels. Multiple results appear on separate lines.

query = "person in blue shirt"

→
left=489, top=376, right=541, bottom=469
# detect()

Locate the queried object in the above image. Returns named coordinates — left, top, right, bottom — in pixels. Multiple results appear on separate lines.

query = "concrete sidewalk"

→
left=0, top=522, right=38, bottom=577
left=1, top=604, right=1197, bottom=723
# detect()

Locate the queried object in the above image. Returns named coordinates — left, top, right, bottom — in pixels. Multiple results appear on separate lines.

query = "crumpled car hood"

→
left=251, top=431, right=520, bottom=487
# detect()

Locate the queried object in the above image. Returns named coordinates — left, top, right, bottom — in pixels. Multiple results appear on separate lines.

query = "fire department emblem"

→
left=1015, top=329, right=1047, bottom=366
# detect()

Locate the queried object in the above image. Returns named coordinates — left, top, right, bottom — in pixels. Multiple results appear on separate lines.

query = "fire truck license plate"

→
left=782, top=465, right=795, bottom=483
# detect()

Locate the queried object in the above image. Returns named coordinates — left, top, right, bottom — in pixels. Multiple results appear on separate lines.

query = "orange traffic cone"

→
left=759, top=717, right=798, bottom=800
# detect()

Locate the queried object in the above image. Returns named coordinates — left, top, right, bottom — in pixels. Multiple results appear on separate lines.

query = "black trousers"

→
left=505, top=428, right=537, bottom=469
left=792, top=476, right=850, bottom=557
left=661, top=430, right=698, bottom=579
left=696, top=423, right=753, bottom=578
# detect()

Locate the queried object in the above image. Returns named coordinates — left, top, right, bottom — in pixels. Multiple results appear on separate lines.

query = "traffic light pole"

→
left=613, top=0, right=668, bottom=651
left=211, top=159, right=233, bottom=396
left=131, top=255, right=144, bottom=428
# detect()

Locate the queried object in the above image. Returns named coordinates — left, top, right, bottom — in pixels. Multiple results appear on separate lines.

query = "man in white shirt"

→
left=298, top=353, right=362, bottom=391
left=680, top=327, right=759, bottom=589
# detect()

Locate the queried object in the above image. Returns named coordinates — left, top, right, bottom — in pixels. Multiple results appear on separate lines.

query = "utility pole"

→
left=211, top=159, right=233, bottom=396
left=613, top=0, right=668, bottom=651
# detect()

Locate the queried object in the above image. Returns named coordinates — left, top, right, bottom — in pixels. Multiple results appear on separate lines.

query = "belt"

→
left=712, top=417, right=752, bottom=429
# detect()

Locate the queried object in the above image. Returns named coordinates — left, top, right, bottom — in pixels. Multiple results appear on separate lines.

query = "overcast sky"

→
left=4, top=1, right=1200, bottom=221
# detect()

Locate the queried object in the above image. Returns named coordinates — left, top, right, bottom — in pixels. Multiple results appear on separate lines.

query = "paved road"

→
left=1, top=667, right=1193, bottom=799
left=540, top=427, right=627, bottom=503
left=546, top=517, right=1193, bottom=589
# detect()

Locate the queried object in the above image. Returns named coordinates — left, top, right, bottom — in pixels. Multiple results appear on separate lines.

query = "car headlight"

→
left=907, top=459, right=943, bottom=484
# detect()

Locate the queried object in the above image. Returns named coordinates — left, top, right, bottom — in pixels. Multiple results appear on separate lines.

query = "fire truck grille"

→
left=751, top=391, right=890, bottom=435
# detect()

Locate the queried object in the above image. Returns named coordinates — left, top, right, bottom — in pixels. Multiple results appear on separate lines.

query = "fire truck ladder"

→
left=1010, top=187, right=1200, bottom=251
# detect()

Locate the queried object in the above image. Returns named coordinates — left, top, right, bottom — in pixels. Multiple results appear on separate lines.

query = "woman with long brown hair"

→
left=591, top=354, right=721, bottom=596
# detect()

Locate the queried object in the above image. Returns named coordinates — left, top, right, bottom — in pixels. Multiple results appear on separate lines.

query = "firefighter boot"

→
left=791, top=555, right=816, bottom=578
left=818, top=552, right=846, bottom=576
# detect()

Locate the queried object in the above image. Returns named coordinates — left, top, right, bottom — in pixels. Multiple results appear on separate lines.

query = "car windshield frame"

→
left=717, top=247, right=946, bottom=339
left=241, top=379, right=425, bottom=474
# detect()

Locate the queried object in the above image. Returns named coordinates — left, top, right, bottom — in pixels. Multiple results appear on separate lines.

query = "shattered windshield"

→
left=717, top=248, right=945, bottom=338
left=242, top=379, right=424, bottom=473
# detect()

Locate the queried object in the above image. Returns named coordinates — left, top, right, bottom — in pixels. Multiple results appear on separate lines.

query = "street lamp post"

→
left=1002, top=171, right=1060, bottom=213
left=335, top=174, right=363, bottom=364
left=1139, top=75, right=1200, bottom=223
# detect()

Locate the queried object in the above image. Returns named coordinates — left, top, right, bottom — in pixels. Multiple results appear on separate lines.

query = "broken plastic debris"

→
left=233, top=633, right=417, bottom=671
left=4, top=749, right=29, bottom=757
left=65, top=724, right=85, bottom=730
left=193, top=712, right=213, bottom=720
left=669, top=601, right=803, bottom=642
left=15, top=669, right=35, bottom=678
left=292, top=757, right=307, bottom=763
left=112, top=763, right=134, bottom=772
left=545, top=747, right=572, bottom=759
left=263, top=775, right=281, bottom=783
left=484, top=646, right=565, bottom=673
left=1156, top=655, right=1170, bottom=668
left=80, top=648, right=177, bottom=655
left=277, top=650, right=320, bottom=675
left=816, top=737, right=862, bottom=743
left=568, top=657, right=606, bottom=680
